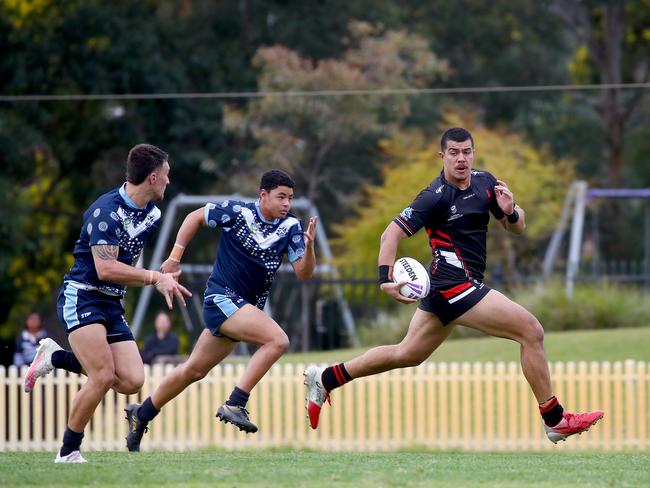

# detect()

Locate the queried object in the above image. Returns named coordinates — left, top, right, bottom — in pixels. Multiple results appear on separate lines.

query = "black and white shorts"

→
left=419, top=278, right=490, bottom=325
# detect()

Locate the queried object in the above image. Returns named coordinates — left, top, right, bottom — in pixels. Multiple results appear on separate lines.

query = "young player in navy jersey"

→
left=125, top=169, right=317, bottom=450
left=23, top=144, right=191, bottom=463
left=305, top=128, right=603, bottom=444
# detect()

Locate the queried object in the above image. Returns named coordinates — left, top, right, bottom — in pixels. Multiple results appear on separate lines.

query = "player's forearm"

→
left=294, top=244, right=316, bottom=281
left=378, top=222, right=405, bottom=268
left=175, top=209, right=205, bottom=249
left=505, top=205, right=526, bottom=235
left=96, top=260, right=161, bottom=287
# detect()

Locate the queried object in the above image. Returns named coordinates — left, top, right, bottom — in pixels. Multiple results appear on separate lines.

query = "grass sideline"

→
left=261, top=325, right=650, bottom=366
left=2, top=451, right=649, bottom=487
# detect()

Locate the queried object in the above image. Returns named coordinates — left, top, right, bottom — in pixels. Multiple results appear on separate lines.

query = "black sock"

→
left=321, top=363, right=353, bottom=392
left=51, top=350, right=83, bottom=374
left=59, top=427, right=84, bottom=457
left=225, top=386, right=250, bottom=408
left=539, top=396, right=564, bottom=427
left=138, top=397, right=160, bottom=423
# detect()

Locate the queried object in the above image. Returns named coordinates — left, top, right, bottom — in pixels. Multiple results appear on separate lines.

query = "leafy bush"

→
left=511, top=281, right=650, bottom=332
left=356, top=281, right=650, bottom=346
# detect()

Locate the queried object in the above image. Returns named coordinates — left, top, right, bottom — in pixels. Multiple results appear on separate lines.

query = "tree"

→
left=223, top=22, right=450, bottom=224
left=551, top=0, right=650, bottom=187
left=331, top=112, right=576, bottom=277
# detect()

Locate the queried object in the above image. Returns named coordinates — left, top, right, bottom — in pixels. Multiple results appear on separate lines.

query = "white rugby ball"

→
left=392, top=257, right=431, bottom=299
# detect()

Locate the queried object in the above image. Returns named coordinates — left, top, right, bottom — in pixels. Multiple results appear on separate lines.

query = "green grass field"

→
left=269, top=325, right=650, bottom=366
left=1, top=451, right=648, bottom=487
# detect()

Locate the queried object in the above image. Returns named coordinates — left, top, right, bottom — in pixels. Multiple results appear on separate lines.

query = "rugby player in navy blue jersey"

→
left=305, top=128, right=603, bottom=444
left=125, top=169, right=317, bottom=450
left=24, top=144, right=191, bottom=463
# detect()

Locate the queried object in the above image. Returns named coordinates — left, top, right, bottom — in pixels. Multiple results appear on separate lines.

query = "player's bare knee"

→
left=182, top=363, right=208, bottom=383
left=89, top=368, right=115, bottom=392
left=274, top=334, right=290, bottom=355
left=394, top=347, right=427, bottom=368
left=521, top=314, right=545, bottom=347
left=118, top=373, right=144, bottom=394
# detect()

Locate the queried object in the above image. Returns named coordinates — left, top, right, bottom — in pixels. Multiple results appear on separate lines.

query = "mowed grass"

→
left=270, top=326, right=650, bottom=366
left=2, top=451, right=649, bottom=488
left=0, top=451, right=650, bottom=488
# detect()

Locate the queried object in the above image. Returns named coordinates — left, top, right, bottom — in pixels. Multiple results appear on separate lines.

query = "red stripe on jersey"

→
left=440, top=281, right=473, bottom=299
left=436, top=230, right=451, bottom=240
left=395, top=216, right=414, bottom=235
left=430, top=237, right=450, bottom=248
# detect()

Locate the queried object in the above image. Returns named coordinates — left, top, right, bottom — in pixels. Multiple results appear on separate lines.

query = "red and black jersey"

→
left=393, top=169, right=505, bottom=290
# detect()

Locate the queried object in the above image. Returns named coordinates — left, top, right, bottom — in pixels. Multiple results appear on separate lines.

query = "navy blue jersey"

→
left=64, top=184, right=162, bottom=296
left=393, top=170, right=505, bottom=289
left=204, top=199, right=306, bottom=308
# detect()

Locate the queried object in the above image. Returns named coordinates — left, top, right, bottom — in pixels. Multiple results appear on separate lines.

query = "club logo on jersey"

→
left=451, top=205, right=457, bottom=214
left=400, top=207, right=413, bottom=219
left=277, top=226, right=289, bottom=237
left=123, top=217, right=132, bottom=229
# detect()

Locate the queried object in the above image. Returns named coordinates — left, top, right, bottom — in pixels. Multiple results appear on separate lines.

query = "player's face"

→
left=260, top=185, right=294, bottom=220
left=440, top=139, right=474, bottom=186
left=150, top=161, right=171, bottom=201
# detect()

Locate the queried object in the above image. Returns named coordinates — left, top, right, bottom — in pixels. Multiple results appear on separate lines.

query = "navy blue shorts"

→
left=203, top=285, right=249, bottom=339
left=419, top=278, right=491, bottom=325
left=57, top=282, right=134, bottom=343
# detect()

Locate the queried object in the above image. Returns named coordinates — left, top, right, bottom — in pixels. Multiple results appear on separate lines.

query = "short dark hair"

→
left=259, top=169, right=295, bottom=191
left=440, top=128, right=474, bottom=151
left=126, top=144, right=168, bottom=184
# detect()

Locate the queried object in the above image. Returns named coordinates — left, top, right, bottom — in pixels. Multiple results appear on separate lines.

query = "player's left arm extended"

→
left=494, top=179, right=526, bottom=235
left=292, top=216, right=318, bottom=281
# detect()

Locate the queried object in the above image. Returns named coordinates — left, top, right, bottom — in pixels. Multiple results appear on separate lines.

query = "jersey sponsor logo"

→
left=396, top=257, right=418, bottom=282
left=462, top=193, right=475, bottom=200
left=400, top=207, right=413, bottom=219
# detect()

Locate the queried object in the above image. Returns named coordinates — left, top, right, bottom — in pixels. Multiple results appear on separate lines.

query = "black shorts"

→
left=419, top=278, right=490, bottom=325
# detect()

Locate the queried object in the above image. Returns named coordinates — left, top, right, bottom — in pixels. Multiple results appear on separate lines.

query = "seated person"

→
left=141, top=311, right=179, bottom=364
left=14, top=311, right=48, bottom=367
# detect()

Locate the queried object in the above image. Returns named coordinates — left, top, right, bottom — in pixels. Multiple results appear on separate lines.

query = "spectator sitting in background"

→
left=141, top=311, right=179, bottom=365
left=14, top=311, right=48, bottom=367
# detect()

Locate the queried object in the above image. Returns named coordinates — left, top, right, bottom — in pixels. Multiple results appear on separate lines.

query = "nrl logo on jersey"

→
left=400, top=207, right=413, bottom=219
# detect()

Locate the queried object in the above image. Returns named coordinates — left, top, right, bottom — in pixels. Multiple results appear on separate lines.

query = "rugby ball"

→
left=392, top=257, right=431, bottom=299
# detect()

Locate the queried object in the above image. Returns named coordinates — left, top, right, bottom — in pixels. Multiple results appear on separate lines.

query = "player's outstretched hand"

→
left=380, top=280, right=417, bottom=304
left=160, top=258, right=180, bottom=275
left=304, top=216, right=318, bottom=247
left=495, top=179, right=515, bottom=215
left=155, top=270, right=192, bottom=309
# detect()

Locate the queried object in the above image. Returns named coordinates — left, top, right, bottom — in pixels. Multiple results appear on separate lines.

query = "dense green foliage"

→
left=1, top=0, right=649, bottom=337
left=1, top=451, right=648, bottom=487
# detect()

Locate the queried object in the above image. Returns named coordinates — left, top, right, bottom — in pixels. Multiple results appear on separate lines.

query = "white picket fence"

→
left=1, top=360, right=648, bottom=451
